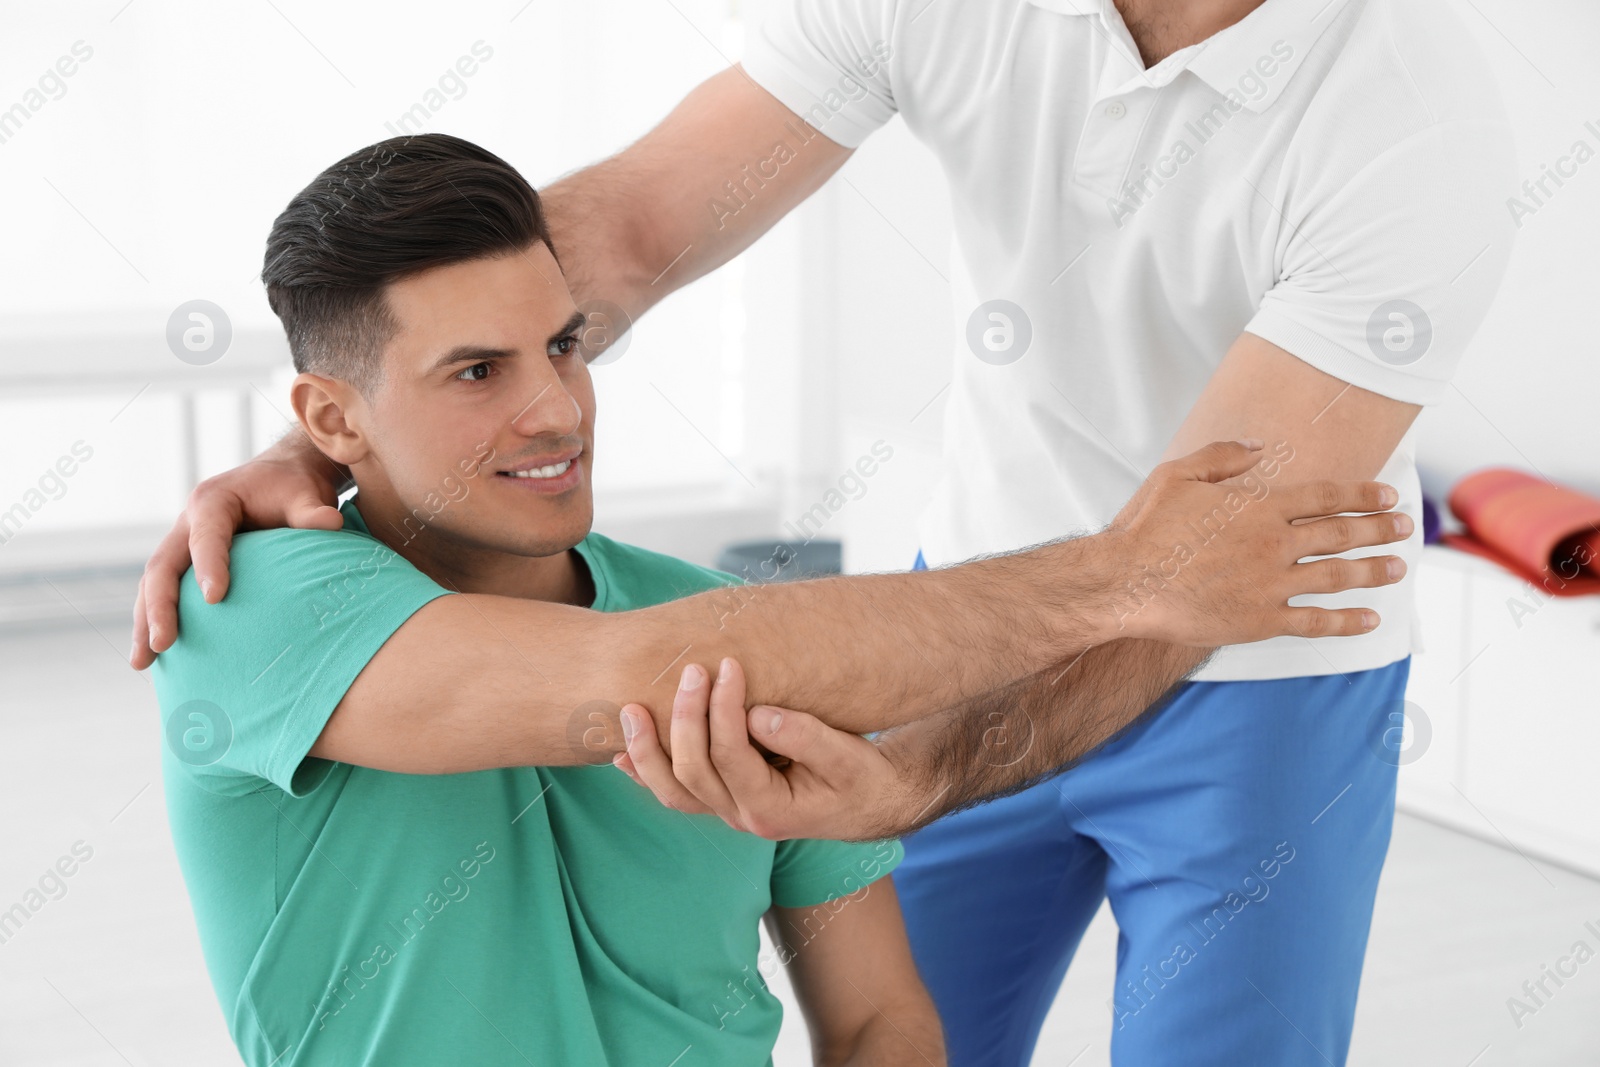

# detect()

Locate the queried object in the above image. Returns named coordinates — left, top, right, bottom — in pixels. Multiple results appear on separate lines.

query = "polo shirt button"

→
left=1104, top=100, right=1126, bottom=119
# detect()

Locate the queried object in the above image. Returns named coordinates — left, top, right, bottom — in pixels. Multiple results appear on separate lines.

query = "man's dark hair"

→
left=263, top=133, right=553, bottom=394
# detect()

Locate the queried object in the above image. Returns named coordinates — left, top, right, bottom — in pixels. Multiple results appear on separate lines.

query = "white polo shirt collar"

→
left=1025, top=0, right=1350, bottom=113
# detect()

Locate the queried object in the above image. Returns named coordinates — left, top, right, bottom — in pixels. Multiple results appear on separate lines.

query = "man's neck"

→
left=1113, top=0, right=1268, bottom=67
left=399, top=536, right=595, bottom=607
left=355, top=493, right=595, bottom=608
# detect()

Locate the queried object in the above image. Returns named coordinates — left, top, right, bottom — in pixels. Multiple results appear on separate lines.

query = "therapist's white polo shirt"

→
left=743, top=0, right=1517, bottom=681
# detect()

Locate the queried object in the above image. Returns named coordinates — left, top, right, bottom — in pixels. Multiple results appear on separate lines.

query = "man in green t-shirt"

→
left=148, top=133, right=1411, bottom=1066
left=151, top=138, right=934, bottom=1066
left=155, top=492, right=914, bottom=1066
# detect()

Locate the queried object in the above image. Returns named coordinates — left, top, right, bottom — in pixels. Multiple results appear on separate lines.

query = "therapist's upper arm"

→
left=1161, top=331, right=1420, bottom=482
left=544, top=65, right=854, bottom=319
left=545, top=0, right=909, bottom=316
left=1167, top=113, right=1518, bottom=480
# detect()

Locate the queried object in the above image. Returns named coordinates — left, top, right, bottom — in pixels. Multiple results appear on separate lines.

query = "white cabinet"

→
left=1401, top=546, right=1600, bottom=876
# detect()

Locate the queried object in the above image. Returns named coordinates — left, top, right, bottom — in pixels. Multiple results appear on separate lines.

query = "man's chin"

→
left=482, top=515, right=594, bottom=559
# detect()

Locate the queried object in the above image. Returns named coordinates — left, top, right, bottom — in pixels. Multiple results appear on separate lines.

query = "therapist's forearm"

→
left=871, top=639, right=1212, bottom=835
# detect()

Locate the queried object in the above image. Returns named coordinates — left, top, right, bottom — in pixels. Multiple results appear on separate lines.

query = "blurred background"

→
left=1, top=0, right=1597, bottom=1064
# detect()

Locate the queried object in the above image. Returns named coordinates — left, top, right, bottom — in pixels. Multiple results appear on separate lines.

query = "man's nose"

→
left=507, top=372, right=581, bottom=438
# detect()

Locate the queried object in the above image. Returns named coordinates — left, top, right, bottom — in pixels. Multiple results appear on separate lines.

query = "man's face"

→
left=362, top=241, right=596, bottom=559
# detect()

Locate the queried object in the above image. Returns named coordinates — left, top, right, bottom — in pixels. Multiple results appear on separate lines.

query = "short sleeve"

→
left=742, top=0, right=901, bottom=148
left=1245, top=118, right=1517, bottom=405
left=150, top=528, right=452, bottom=797
left=769, top=836, right=904, bottom=909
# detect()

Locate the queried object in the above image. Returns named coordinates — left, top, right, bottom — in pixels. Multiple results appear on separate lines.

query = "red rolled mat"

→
left=1441, top=468, right=1600, bottom=596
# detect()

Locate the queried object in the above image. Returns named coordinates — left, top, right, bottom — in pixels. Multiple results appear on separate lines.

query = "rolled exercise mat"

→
left=1441, top=468, right=1600, bottom=596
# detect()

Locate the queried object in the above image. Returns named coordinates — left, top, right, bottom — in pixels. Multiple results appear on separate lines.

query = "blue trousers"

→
left=902, top=551, right=1410, bottom=1065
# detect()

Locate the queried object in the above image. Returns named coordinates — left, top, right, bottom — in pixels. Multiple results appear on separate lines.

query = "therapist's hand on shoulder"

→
left=615, top=658, right=916, bottom=843
left=130, top=431, right=345, bottom=669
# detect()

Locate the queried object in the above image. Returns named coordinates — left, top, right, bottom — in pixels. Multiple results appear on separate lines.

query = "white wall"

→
left=764, top=119, right=959, bottom=574
left=0, top=0, right=762, bottom=563
left=1414, top=0, right=1600, bottom=502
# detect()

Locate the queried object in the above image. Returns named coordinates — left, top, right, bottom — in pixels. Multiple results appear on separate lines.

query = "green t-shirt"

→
left=150, top=499, right=902, bottom=1067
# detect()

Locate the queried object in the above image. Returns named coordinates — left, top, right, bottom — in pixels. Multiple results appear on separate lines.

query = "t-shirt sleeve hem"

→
left=740, top=37, right=884, bottom=149
left=769, top=837, right=904, bottom=909
left=263, top=586, right=455, bottom=797
left=1243, top=311, right=1450, bottom=407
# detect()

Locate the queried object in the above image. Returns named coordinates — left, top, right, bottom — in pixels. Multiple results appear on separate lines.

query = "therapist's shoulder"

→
left=1313, top=0, right=1511, bottom=139
left=578, top=532, right=743, bottom=611
left=1380, top=0, right=1507, bottom=104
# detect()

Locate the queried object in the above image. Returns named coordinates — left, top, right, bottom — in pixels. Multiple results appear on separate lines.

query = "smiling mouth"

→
left=497, top=459, right=572, bottom=480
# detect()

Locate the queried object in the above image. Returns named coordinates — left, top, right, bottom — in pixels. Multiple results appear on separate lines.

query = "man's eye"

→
left=455, top=361, right=492, bottom=382
left=550, top=335, right=578, bottom=358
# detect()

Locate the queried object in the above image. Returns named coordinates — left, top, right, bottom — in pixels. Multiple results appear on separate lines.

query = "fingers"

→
left=1277, top=606, right=1381, bottom=639
left=1283, top=479, right=1399, bottom=521
left=1163, top=439, right=1265, bottom=485
left=188, top=491, right=244, bottom=606
left=1291, top=554, right=1407, bottom=594
left=129, top=579, right=154, bottom=670
left=705, top=658, right=749, bottom=762
left=617, top=661, right=794, bottom=835
left=612, top=750, right=642, bottom=785
left=667, top=664, right=744, bottom=828
left=288, top=497, right=345, bottom=531
left=140, top=514, right=197, bottom=658
left=744, top=703, right=842, bottom=775
left=620, top=703, right=714, bottom=815
left=1294, top=510, right=1413, bottom=557
left=705, top=659, right=788, bottom=811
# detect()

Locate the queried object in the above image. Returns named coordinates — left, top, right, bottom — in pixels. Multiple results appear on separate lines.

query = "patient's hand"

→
left=615, top=658, right=919, bottom=842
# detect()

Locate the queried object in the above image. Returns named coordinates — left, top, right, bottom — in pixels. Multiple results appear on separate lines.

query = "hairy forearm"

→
left=872, top=639, right=1213, bottom=835
left=334, top=534, right=1120, bottom=772
left=500, top=538, right=1120, bottom=737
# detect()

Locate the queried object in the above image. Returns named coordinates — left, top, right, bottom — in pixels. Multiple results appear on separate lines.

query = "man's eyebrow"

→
left=426, top=312, right=586, bottom=374
left=428, top=344, right=515, bottom=374
left=551, top=310, right=585, bottom=346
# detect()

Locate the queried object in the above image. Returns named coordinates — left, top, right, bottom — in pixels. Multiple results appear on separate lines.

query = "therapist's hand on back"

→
left=130, top=430, right=344, bottom=669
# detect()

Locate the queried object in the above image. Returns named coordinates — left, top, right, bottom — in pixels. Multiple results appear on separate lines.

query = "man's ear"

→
left=291, top=372, right=370, bottom=467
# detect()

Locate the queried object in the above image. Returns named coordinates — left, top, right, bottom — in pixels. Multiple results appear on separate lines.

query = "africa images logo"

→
left=164, top=699, right=232, bottom=767
left=1365, top=300, right=1432, bottom=367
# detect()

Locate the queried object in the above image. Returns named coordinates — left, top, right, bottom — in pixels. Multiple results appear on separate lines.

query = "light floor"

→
left=1, top=622, right=1596, bottom=1066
